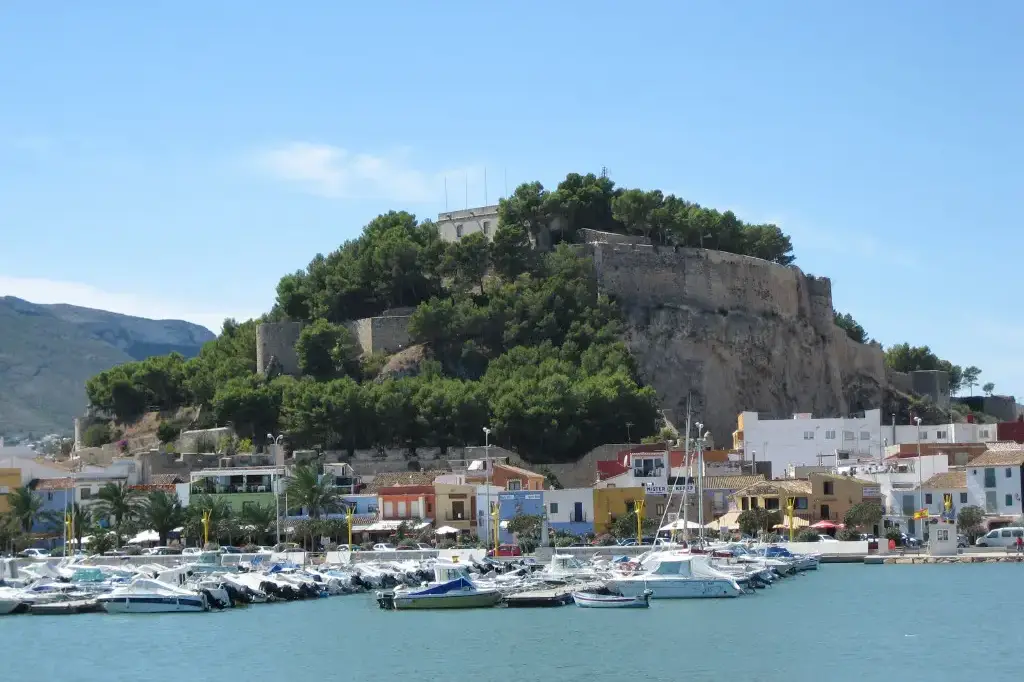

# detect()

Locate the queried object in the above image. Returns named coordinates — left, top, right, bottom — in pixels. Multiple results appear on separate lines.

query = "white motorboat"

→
left=608, top=552, right=743, bottom=599
left=0, top=587, right=28, bottom=615
left=98, top=579, right=209, bottom=613
left=376, top=562, right=502, bottom=610
left=573, top=590, right=652, bottom=608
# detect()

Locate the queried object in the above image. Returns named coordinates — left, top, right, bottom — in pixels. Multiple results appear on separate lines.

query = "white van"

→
left=975, top=526, right=1024, bottom=548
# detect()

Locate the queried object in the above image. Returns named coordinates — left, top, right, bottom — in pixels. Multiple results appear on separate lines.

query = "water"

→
left=4, top=564, right=1023, bottom=681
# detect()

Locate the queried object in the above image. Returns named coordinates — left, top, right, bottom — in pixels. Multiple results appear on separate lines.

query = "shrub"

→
left=82, top=422, right=114, bottom=447
left=837, top=528, right=861, bottom=541
left=156, top=421, right=182, bottom=444
left=795, top=528, right=821, bottom=542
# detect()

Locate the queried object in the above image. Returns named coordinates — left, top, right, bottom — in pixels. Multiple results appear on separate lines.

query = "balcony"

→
left=568, top=511, right=588, bottom=523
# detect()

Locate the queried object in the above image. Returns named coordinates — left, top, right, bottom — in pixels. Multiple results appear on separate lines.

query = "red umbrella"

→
left=810, top=520, right=837, bottom=529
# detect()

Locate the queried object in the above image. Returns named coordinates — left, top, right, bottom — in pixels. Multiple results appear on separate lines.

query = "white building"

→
left=918, top=470, right=968, bottom=517
left=734, top=409, right=884, bottom=471
left=474, top=484, right=503, bottom=541
left=883, top=421, right=998, bottom=447
left=436, top=205, right=499, bottom=243
left=595, top=449, right=668, bottom=495
left=544, top=488, right=594, bottom=527
left=848, top=454, right=948, bottom=540
left=965, top=444, right=1024, bottom=518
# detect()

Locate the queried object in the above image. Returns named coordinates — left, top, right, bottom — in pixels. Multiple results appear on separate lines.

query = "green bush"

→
left=82, top=422, right=114, bottom=447
left=156, top=421, right=181, bottom=444
left=795, top=528, right=821, bottom=543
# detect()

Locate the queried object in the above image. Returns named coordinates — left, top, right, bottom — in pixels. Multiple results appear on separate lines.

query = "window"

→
left=1006, top=494, right=1014, bottom=507
left=794, top=497, right=809, bottom=510
left=507, top=480, right=522, bottom=491
left=843, top=431, right=854, bottom=441
left=765, top=498, right=780, bottom=510
left=825, top=430, right=836, bottom=440
left=47, top=492, right=53, bottom=501
left=397, top=501, right=407, bottom=517
left=924, top=493, right=932, bottom=504
left=860, top=431, right=870, bottom=440
left=960, top=493, right=967, bottom=504
left=1001, top=529, right=1012, bottom=538
left=984, top=468, right=996, bottom=488
left=741, top=497, right=750, bottom=511
left=481, top=220, right=491, bottom=235
left=902, top=495, right=916, bottom=516
left=803, top=431, right=814, bottom=440
left=368, top=504, right=379, bottom=513
left=823, top=481, right=834, bottom=495
left=985, top=491, right=997, bottom=513
left=937, top=529, right=949, bottom=542
left=981, top=429, right=990, bottom=438
left=549, top=502, right=559, bottom=514
left=80, top=488, right=91, bottom=500
left=383, top=501, right=393, bottom=517
left=426, top=502, right=432, bottom=514
left=936, top=430, right=947, bottom=439
left=455, top=223, right=463, bottom=238
left=656, top=504, right=665, bottom=515
left=1006, top=468, right=1013, bottom=478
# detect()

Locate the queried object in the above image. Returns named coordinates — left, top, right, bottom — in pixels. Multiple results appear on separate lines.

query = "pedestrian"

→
left=1016, top=535, right=1023, bottom=555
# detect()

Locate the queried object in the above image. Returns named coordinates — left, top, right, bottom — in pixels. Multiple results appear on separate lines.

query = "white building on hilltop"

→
left=733, top=409, right=884, bottom=472
left=883, top=420, right=998, bottom=448
left=436, top=205, right=499, bottom=243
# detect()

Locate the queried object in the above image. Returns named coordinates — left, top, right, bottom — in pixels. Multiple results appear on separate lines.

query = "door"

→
left=573, top=502, right=584, bottom=523
left=820, top=504, right=831, bottom=522
left=452, top=500, right=465, bottom=521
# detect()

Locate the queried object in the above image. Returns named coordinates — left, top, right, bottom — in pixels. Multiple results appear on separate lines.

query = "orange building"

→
left=466, top=461, right=546, bottom=491
left=377, top=485, right=436, bottom=522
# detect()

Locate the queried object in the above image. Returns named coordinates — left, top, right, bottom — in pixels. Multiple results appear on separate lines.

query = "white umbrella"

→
left=127, top=529, right=160, bottom=545
left=659, top=519, right=704, bottom=531
left=435, top=525, right=460, bottom=535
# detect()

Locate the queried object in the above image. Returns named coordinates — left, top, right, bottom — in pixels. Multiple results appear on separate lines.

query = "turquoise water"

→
left=3, top=564, right=1023, bottom=681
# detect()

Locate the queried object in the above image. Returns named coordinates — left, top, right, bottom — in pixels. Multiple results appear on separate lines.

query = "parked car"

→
left=373, top=543, right=397, bottom=552
left=975, top=526, right=1024, bottom=548
left=220, top=546, right=243, bottom=554
left=416, top=543, right=433, bottom=551
left=487, top=544, right=522, bottom=557
left=181, top=547, right=203, bottom=556
left=143, top=546, right=180, bottom=556
left=18, top=548, right=49, bottom=558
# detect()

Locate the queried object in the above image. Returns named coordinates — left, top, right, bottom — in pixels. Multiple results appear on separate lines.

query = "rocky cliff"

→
left=584, top=243, right=887, bottom=446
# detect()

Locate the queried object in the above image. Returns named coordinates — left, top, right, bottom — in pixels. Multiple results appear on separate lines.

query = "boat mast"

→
left=680, top=395, right=693, bottom=543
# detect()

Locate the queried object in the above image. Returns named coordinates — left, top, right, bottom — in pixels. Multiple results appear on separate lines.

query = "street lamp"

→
left=268, top=433, right=285, bottom=544
left=914, top=416, right=923, bottom=541
left=483, top=426, right=492, bottom=546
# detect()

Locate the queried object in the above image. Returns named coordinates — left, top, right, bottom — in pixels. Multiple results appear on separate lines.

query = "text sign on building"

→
left=524, top=494, right=541, bottom=500
left=863, top=486, right=881, bottom=497
left=644, top=484, right=668, bottom=495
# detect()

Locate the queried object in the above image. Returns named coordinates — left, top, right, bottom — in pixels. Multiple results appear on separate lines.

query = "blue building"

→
left=496, top=490, right=544, bottom=544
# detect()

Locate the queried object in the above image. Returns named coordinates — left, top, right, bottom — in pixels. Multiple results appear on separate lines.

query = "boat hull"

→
left=609, top=579, right=740, bottom=599
left=99, top=596, right=208, bottom=613
left=573, top=592, right=650, bottom=608
left=390, top=591, right=502, bottom=610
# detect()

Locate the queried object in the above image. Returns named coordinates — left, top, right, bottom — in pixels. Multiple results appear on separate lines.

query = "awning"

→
left=365, top=520, right=404, bottom=532
left=772, top=517, right=810, bottom=529
left=659, top=519, right=703, bottom=531
left=126, top=530, right=160, bottom=544
left=705, top=510, right=742, bottom=530
left=435, top=525, right=460, bottom=535
left=810, top=520, right=837, bottom=529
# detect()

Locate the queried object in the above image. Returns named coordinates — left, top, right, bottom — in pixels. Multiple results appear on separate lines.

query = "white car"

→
left=817, top=535, right=840, bottom=543
left=372, top=543, right=397, bottom=552
left=181, top=547, right=202, bottom=556
left=19, top=548, right=50, bottom=558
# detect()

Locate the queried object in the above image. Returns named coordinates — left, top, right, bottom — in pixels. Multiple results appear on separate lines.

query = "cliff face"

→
left=584, top=244, right=887, bottom=446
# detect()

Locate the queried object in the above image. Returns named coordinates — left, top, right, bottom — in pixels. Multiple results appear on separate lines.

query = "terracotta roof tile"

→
left=149, top=474, right=185, bottom=485
left=920, top=470, right=967, bottom=490
left=364, top=470, right=447, bottom=493
left=703, top=474, right=767, bottom=490
left=971, top=447, right=1024, bottom=466
left=34, top=478, right=73, bottom=491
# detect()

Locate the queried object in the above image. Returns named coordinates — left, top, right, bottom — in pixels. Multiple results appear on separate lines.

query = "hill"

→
left=0, top=296, right=215, bottom=436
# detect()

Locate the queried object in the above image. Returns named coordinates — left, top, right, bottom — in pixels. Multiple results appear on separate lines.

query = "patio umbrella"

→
left=659, top=519, right=704, bottom=531
left=772, top=517, right=809, bottom=529
left=810, top=520, right=837, bottom=529
left=435, top=525, right=459, bottom=535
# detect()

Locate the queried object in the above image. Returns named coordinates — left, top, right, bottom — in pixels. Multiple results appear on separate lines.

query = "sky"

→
left=1, top=2, right=1022, bottom=397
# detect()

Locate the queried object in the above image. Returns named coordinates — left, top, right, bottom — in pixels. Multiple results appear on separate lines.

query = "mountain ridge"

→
left=0, top=296, right=215, bottom=436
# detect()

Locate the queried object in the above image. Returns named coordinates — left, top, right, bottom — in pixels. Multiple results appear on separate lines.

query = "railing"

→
left=190, top=485, right=271, bottom=495
left=568, top=513, right=588, bottom=523
left=444, top=512, right=472, bottom=522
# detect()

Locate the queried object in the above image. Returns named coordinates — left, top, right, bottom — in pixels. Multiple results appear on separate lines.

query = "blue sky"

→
left=2, top=2, right=1021, bottom=398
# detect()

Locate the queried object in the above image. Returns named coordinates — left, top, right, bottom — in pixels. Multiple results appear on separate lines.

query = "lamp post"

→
left=268, top=433, right=284, bottom=544
left=914, top=416, right=923, bottom=541
left=483, top=426, right=492, bottom=546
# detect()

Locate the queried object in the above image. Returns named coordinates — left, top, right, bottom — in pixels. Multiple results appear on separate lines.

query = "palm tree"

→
left=239, top=503, right=276, bottom=545
left=0, top=512, right=22, bottom=554
left=185, top=494, right=233, bottom=547
left=144, top=490, right=185, bottom=546
left=93, top=482, right=144, bottom=547
left=68, top=503, right=93, bottom=550
left=285, top=464, right=340, bottom=519
left=7, top=485, right=44, bottom=534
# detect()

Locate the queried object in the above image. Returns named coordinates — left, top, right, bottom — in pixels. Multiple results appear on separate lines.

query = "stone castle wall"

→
left=343, top=315, right=412, bottom=355
left=256, top=321, right=304, bottom=376
left=582, top=243, right=888, bottom=446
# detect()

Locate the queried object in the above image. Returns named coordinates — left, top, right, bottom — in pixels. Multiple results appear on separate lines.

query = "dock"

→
left=503, top=581, right=606, bottom=607
left=867, top=553, right=1024, bottom=565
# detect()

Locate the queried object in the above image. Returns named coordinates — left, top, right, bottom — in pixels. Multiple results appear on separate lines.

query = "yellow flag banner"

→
left=913, top=509, right=929, bottom=519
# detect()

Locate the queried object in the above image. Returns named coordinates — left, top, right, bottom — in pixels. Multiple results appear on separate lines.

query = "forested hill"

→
left=85, top=170, right=911, bottom=462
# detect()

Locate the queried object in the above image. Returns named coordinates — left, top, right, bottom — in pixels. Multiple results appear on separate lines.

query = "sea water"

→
left=3, top=564, right=1023, bottom=681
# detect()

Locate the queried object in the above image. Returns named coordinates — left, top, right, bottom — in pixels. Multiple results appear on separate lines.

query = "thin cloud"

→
left=0, top=276, right=254, bottom=334
left=252, top=142, right=480, bottom=203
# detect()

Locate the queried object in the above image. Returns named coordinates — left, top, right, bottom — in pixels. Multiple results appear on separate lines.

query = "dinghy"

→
left=572, top=589, right=652, bottom=608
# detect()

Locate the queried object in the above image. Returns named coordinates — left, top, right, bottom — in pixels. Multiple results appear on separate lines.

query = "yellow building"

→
left=808, top=473, right=881, bottom=525
left=731, top=479, right=814, bottom=521
left=433, top=482, right=478, bottom=532
left=0, top=468, right=21, bottom=514
left=593, top=486, right=646, bottom=534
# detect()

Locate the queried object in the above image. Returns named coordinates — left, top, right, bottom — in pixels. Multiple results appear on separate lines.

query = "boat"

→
left=376, top=561, right=502, bottom=610
left=608, top=552, right=743, bottom=599
left=29, top=598, right=103, bottom=615
left=0, top=587, right=28, bottom=615
left=573, top=589, right=652, bottom=608
left=97, top=579, right=209, bottom=613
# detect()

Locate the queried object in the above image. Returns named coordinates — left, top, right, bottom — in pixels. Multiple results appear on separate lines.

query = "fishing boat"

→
left=376, top=561, right=501, bottom=610
left=608, top=552, right=743, bottom=599
left=572, top=589, right=652, bottom=608
left=97, top=579, right=209, bottom=613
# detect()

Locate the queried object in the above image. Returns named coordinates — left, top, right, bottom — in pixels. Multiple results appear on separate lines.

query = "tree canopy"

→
left=833, top=311, right=868, bottom=344
left=882, top=343, right=983, bottom=397
left=84, top=171, right=808, bottom=461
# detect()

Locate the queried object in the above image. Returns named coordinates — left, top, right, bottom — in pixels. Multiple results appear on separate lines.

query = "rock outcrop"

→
left=583, top=243, right=887, bottom=446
